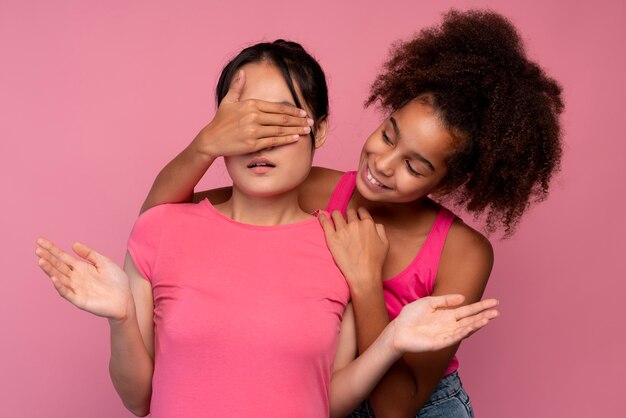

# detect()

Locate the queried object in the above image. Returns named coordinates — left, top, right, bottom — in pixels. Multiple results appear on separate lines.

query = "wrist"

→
left=108, top=296, right=137, bottom=327
left=345, top=272, right=383, bottom=294
left=378, top=320, right=404, bottom=360
left=190, top=127, right=219, bottom=162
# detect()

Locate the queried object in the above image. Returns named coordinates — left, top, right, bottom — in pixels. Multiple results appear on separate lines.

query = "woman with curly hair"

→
left=35, top=40, right=500, bottom=417
left=137, top=9, right=563, bottom=418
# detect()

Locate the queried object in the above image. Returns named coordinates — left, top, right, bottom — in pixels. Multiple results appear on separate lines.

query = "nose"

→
left=374, top=151, right=395, bottom=177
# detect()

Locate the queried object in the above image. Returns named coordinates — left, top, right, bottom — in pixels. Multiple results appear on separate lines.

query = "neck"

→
left=351, top=189, right=437, bottom=221
left=219, top=186, right=311, bottom=226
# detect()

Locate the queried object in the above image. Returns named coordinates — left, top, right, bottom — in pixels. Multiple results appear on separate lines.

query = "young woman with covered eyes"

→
left=35, top=40, right=499, bottom=418
left=138, top=10, right=563, bottom=418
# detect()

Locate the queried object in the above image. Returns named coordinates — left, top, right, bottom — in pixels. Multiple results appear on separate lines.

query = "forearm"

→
left=140, top=139, right=215, bottom=213
left=108, top=308, right=154, bottom=416
left=351, top=284, right=423, bottom=418
left=329, top=322, right=401, bottom=418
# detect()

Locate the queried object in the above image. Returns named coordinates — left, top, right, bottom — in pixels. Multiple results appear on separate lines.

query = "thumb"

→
left=72, top=242, right=107, bottom=266
left=223, top=69, right=245, bottom=103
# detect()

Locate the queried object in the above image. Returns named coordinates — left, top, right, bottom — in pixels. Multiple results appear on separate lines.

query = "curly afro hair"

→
left=367, top=9, right=564, bottom=236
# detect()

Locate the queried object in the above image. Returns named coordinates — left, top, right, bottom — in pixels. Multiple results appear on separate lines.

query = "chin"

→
left=238, top=183, right=297, bottom=198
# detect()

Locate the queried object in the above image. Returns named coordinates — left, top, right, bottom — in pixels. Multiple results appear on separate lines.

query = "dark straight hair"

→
left=216, top=40, right=329, bottom=145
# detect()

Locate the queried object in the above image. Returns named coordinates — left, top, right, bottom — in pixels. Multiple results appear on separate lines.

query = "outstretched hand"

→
left=195, top=69, right=314, bottom=159
left=35, top=238, right=133, bottom=322
left=391, top=295, right=499, bottom=354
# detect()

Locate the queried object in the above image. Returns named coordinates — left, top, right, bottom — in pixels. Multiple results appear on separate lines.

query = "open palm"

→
left=392, top=295, right=499, bottom=354
left=35, top=238, right=132, bottom=321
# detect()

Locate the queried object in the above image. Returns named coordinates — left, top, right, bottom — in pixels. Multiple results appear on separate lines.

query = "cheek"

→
left=282, top=143, right=314, bottom=173
left=394, top=172, right=438, bottom=199
left=359, top=136, right=381, bottom=165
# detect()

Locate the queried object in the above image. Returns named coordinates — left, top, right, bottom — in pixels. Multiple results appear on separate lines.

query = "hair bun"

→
left=273, top=39, right=306, bottom=52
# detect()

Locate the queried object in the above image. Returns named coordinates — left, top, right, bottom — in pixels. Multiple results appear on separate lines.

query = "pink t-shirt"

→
left=326, top=171, right=459, bottom=376
left=127, top=199, right=349, bottom=418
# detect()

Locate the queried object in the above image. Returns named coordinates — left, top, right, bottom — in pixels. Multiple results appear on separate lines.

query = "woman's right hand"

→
left=194, top=69, right=314, bottom=159
left=319, top=208, right=389, bottom=290
left=35, top=238, right=134, bottom=323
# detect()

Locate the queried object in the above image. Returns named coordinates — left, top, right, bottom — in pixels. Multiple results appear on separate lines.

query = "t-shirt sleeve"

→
left=127, top=205, right=166, bottom=281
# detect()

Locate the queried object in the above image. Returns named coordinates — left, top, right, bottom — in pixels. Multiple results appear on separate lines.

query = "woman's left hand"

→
left=391, top=295, right=499, bottom=354
left=319, top=208, right=389, bottom=290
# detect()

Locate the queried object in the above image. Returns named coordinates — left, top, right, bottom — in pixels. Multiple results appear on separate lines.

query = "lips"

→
left=364, top=166, right=391, bottom=189
left=360, top=164, right=392, bottom=193
left=247, top=157, right=276, bottom=169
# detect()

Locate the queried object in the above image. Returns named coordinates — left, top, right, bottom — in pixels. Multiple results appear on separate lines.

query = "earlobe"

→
left=314, top=117, right=329, bottom=149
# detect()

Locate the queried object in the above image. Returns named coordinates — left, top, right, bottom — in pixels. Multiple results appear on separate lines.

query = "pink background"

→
left=2, top=0, right=624, bottom=416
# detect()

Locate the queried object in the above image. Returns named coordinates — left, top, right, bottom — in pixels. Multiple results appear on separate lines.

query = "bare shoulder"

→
left=305, top=166, right=345, bottom=189
left=298, top=166, right=346, bottom=212
left=445, top=220, right=494, bottom=263
left=434, top=219, right=494, bottom=300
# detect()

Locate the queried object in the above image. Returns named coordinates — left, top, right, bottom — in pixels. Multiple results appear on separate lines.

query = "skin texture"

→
left=301, top=101, right=493, bottom=417
left=148, top=99, right=493, bottom=418
left=36, top=61, right=499, bottom=417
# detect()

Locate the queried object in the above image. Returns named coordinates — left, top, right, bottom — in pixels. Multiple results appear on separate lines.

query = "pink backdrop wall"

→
left=2, top=0, right=624, bottom=416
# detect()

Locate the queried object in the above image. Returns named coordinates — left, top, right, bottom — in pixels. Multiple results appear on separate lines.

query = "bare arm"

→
left=320, top=213, right=497, bottom=418
left=320, top=210, right=494, bottom=418
left=141, top=70, right=312, bottom=213
left=328, top=296, right=498, bottom=418
left=35, top=239, right=155, bottom=416
left=363, top=223, right=492, bottom=418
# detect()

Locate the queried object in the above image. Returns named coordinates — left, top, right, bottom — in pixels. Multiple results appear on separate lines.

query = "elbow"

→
left=126, top=402, right=150, bottom=417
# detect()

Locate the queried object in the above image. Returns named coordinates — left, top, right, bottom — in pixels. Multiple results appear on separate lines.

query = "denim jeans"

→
left=347, top=371, right=474, bottom=418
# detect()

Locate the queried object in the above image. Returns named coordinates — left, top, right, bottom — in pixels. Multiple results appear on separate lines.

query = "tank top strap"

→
left=421, top=207, right=458, bottom=280
left=325, top=171, right=357, bottom=216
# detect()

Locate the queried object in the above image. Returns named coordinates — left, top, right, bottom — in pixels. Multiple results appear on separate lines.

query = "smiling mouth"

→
left=366, top=167, right=391, bottom=189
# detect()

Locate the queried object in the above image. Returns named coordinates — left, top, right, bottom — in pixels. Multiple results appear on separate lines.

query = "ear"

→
left=313, top=117, right=329, bottom=149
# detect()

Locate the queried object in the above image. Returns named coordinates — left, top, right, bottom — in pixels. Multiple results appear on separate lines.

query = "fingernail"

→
left=303, top=127, right=311, bottom=133
left=291, top=135, right=300, bottom=140
left=307, top=118, right=314, bottom=126
left=299, top=109, right=307, bottom=117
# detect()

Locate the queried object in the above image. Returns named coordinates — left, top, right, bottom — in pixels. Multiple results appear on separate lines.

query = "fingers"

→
left=223, top=69, right=246, bottom=103
left=256, top=100, right=307, bottom=118
left=330, top=211, right=347, bottom=231
left=426, top=294, right=466, bottom=309
left=36, top=237, right=80, bottom=271
left=256, top=112, right=313, bottom=128
left=346, top=208, right=358, bottom=223
left=72, top=242, right=107, bottom=266
left=453, top=298, right=499, bottom=321
left=36, top=246, right=73, bottom=277
left=37, top=255, right=69, bottom=281
left=455, top=311, right=499, bottom=339
left=318, top=212, right=336, bottom=236
left=356, top=207, right=373, bottom=221
left=375, top=223, right=388, bottom=244
left=253, top=135, right=301, bottom=152
left=254, top=125, right=310, bottom=141
left=36, top=257, right=75, bottom=301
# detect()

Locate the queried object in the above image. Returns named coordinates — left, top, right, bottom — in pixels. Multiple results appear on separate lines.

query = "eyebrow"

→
left=389, top=117, right=436, bottom=173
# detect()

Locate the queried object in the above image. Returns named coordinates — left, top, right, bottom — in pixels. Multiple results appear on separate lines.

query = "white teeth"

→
left=367, top=169, right=385, bottom=187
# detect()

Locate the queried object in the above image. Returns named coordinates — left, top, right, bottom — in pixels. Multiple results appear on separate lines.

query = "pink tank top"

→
left=326, top=171, right=459, bottom=375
